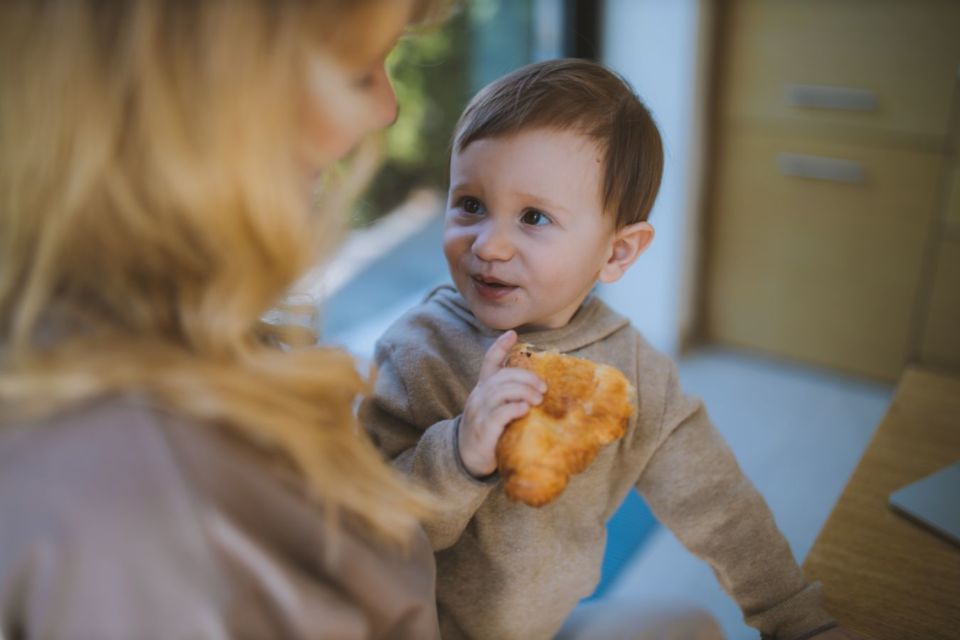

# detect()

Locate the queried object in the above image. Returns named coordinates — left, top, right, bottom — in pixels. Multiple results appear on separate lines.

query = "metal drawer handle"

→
left=777, top=153, right=866, bottom=184
left=785, top=84, right=878, bottom=112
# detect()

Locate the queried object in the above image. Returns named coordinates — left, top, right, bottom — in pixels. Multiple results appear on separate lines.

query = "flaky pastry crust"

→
left=495, top=343, right=635, bottom=507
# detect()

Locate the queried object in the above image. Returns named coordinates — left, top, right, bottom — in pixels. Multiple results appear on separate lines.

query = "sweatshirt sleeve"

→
left=359, top=340, right=497, bottom=551
left=634, top=363, right=836, bottom=640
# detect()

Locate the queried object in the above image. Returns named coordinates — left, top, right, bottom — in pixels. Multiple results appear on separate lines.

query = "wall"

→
left=600, top=0, right=711, bottom=355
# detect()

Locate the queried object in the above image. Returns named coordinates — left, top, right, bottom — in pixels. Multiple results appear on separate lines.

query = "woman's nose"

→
left=472, top=221, right=514, bottom=262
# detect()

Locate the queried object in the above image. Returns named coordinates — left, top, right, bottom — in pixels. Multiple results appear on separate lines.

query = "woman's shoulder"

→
left=0, top=394, right=226, bottom=578
left=0, top=394, right=441, bottom=638
left=0, top=395, right=233, bottom=635
left=0, top=393, right=196, bottom=526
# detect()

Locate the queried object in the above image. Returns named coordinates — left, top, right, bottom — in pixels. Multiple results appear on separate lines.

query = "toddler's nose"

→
left=472, top=221, right=514, bottom=262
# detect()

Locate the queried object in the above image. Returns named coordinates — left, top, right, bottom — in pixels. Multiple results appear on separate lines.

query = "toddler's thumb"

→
left=479, top=330, right=517, bottom=380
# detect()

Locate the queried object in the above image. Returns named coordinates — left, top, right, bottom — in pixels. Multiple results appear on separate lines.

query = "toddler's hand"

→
left=458, top=331, right=547, bottom=478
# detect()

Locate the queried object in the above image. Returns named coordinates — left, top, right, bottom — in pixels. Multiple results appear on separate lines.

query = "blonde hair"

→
left=0, top=0, right=446, bottom=544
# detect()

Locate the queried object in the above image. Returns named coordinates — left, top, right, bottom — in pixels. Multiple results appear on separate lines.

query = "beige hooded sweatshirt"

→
left=360, top=284, right=835, bottom=640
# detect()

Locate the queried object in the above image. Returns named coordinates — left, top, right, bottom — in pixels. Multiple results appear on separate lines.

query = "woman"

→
left=0, top=1, right=446, bottom=638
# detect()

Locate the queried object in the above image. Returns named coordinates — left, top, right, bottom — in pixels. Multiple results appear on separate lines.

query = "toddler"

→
left=361, top=59, right=841, bottom=640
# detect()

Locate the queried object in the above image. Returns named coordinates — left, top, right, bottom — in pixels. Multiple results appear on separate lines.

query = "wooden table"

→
left=803, top=368, right=960, bottom=640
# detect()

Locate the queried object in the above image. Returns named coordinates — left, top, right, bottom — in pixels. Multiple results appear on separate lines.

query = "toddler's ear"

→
left=598, top=221, right=654, bottom=284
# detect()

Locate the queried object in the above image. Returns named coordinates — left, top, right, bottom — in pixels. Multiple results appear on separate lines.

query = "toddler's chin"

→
left=470, top=308, right=521, bottom=333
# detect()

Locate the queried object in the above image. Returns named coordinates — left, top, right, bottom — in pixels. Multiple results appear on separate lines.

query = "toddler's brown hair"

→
left=453, top=58, right=663, bottom=228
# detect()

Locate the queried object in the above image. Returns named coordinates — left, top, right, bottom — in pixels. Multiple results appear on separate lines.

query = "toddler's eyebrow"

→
left=515, top=191, right=570, bottom=215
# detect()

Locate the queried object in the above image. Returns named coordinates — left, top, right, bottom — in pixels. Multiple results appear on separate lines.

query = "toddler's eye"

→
left=459, top=196, right=484, bottom=215
left=520, top=209, right=550, bottom=226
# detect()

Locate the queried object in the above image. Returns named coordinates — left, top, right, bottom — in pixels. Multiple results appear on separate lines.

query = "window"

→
left=314, top=0, right=602, bottom=354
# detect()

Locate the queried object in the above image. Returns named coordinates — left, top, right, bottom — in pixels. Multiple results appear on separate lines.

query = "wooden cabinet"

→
left=709, top=130, right=943, bottom=378
left=705, top=0, right=960, bottom=380
left=917, top=104, right=960, bottom=371
left=721, top=0, right=960, bottom=140
left=919, top=239, right=960, bottom=370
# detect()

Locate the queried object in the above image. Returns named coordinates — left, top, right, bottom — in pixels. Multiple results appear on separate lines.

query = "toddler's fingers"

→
left=478, top=330, right=517, bottom=381
left=485, top=381, right=544, bottom=408
left=491, top=367, right=547, bottom=393
left=490, top=401, right=531, bottom=432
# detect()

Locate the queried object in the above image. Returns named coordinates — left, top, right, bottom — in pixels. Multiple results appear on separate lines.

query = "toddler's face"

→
left=443, top=128, right=619, bottom=331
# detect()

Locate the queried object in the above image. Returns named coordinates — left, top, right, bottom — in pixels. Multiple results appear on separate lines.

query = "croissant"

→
left=495, top=344, right=635, bottom=507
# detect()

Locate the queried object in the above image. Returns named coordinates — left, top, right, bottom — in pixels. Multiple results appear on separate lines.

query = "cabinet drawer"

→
left=919, top=239, right=960, bottom=370
left=706, top=130, right=943, bottom=379
left=721, top=0, right=960, bottom=140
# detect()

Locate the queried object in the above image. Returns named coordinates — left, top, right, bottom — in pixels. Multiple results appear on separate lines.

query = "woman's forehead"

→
left=322, top=0, right=414, bottom=68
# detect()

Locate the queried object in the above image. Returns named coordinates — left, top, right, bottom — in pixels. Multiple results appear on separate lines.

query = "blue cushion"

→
left=586, top=491, right=658, bottom=600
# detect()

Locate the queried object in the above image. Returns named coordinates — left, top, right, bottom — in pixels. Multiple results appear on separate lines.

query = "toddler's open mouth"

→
left=472, top=275, right=517, bottom=301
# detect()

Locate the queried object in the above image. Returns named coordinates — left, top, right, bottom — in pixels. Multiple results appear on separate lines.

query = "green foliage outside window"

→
left=351, top=0, right=541, bottom=228
left=351, top=11, right=471, bottom=228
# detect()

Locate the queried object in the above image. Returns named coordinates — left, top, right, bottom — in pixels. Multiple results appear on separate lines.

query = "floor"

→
left=608, top=347, right=893, bottom=639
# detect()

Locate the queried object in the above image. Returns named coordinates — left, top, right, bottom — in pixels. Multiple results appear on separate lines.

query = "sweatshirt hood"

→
left=424, top=284, right=630, bottom=354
